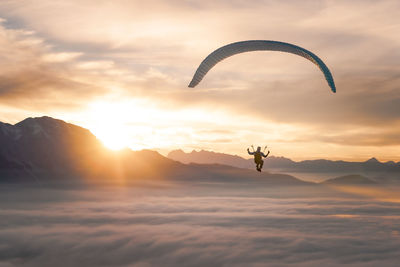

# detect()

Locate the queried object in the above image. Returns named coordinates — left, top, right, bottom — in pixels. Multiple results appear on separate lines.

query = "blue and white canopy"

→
left=188, top=40, right=336, bottom=93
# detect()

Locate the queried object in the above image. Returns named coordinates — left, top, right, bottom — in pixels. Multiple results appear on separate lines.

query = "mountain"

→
left=168, top=149, right=254, bottom=168
left=0, top=116, right=310, bottom=186
left=0, top=116, right=102, bottom=180
left=322, top=174, right=377, bottom=185
left=168, top=149, right=400, bottom=176
left=0, top=116, right=199, bottom=183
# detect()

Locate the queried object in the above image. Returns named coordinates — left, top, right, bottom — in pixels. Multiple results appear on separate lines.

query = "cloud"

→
left=0, top=0, right=399, bottom=159
left=0, top=21, right=112, bottom=111
left=0, top=185, right=400, bottom=267
left=316, top=129, right=400, bottom=147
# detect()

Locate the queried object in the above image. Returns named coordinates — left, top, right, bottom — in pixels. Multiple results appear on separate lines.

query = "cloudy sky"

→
left=0, top=0, right=399, bottom=161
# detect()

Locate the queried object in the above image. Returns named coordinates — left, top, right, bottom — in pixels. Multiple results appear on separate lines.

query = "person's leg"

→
left=260, top=160, right=264, bottom=170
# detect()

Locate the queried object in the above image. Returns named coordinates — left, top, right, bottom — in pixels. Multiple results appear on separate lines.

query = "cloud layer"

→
left=1, top=184, right=400, bottom=266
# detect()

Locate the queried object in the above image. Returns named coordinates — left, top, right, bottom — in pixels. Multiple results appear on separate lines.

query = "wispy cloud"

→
left=0, top=0, right=399, bottom=160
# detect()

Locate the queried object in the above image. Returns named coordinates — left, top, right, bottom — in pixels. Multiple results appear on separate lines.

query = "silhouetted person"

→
left=247, top=146, right=270, bottom=172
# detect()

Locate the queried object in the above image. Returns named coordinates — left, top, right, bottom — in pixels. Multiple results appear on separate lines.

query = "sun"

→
left=95, top=124, right=129, bottom=150
left=81, top=98, right=203, bottom=152
left=84, top=100, right=134, bottom=151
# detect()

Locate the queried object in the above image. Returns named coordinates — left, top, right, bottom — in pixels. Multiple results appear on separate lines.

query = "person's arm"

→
left=247, top=148, right=254, bottom=155
left=262, top=150, right=270, bottom=158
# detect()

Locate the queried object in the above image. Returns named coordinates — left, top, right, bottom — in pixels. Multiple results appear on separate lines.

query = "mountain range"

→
left=168, top=149, right=400, bottom=181
left=0, top=116, right=310, bottom=186
left=1, top=116, right=397, bottom=186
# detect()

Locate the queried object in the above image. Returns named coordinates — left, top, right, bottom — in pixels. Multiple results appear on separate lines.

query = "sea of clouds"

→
left=0, top=183, right=399, bottom=267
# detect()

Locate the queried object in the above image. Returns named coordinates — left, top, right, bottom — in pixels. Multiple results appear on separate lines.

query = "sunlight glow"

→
left=84, top=100, right=136, bottom=150
left=73, top=97, right=296, bottom=156
left=94, top=124, right=129, bottom=150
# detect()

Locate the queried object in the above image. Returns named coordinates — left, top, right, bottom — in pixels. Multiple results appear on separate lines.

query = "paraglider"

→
left=188, top=40, right=336, bottom=93
left=247, top=145, right=270, bottom=172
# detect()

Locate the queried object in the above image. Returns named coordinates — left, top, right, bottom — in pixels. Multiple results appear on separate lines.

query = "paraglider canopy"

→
left=188, top=40, right=336, bottom=93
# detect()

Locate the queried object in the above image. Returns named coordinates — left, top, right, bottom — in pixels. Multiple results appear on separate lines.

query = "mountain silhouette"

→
left=0, top=116, right=310, bottom=186
left=322, top=174, right=377, bottom=185
left=168, top=149, right=254, bottom=168
left=168, top=149, right=400, bottom=177
left=0, top=116, right=103, bottom=181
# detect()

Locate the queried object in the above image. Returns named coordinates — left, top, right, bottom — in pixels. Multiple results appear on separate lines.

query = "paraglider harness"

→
left=254, top=151, right=262, bottom=164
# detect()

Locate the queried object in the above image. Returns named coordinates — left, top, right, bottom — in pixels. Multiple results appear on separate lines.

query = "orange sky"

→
left=0, top=0, right=399, bottom=161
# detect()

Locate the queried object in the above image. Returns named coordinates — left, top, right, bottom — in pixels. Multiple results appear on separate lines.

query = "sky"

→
left=0, top=0, right=399, bottom=161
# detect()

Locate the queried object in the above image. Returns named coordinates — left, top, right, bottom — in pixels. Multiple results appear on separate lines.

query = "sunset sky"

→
left=0, top=0, right=399, bottom=161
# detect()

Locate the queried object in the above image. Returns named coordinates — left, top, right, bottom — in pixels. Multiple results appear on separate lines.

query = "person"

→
left=247, top=146, right=270, bottom=172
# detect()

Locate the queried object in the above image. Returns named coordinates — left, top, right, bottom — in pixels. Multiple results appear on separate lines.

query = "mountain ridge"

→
left=167, top=149, right=400, bottom=175
left=2, top=116, right=397, bottom=186
left=322, top=174, right=377, bottom=185
left=0, top=116, right=311, bottom=186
